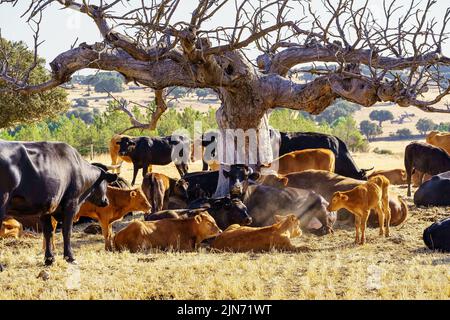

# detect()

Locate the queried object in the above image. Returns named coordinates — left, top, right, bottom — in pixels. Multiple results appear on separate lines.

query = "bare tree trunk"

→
left=214, top=87, right=274, bottom=196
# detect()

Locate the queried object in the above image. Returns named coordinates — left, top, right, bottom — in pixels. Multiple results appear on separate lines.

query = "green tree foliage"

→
left=416, top=118, right=437, bottom=135
left=170, top=87, right=188, bottom=101
left=369, top=110, right=394, bottom=127
left=74, top=98, right=89, bottom=107
left=314, top=100, right=361, bottom=125
left=360, top=120, right=382, bottom=140
left=0, top=38, right=69, bottom=128
left=392, top=128, right=413, bottom=138
left=94, top=77, right=123, bottom=93
left=195, top=88, right=210, bottom=100
left=436, top=122, right=450, bottom=132
left=332, top=116, right=369, bottom=152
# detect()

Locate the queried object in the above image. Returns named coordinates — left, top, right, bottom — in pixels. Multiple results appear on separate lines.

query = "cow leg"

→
left=202, top=160, right=209, bottom=171
left=61, top=203, right=78, bottom=264
left=41, top=215, right=55, bottom=266
left=131, top=164, right=139, bottom=186
left=385, top=202, right=391, bottom=238
left=376, top=202, right=385, bottom=236
left=175, top=164, right=185, bottom=177
left=360, top=211, right=370, bottom=245
left=354, top=215, right=361, bottom=244
left=0, top=193, right=9, bottom=272
left=100, top=219, right=112, bottom=251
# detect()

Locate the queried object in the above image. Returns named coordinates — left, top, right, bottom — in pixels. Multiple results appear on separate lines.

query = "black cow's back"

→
left=423, top=217, right=450, bottom=252
left=414, top=171, right=450, bottom=206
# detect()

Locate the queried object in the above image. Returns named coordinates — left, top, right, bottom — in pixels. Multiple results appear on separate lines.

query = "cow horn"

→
left=361, top=167, right=374, bottom=173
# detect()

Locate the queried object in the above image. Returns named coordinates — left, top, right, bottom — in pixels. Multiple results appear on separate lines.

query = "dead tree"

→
left=1, top=0, right=450, bottom=195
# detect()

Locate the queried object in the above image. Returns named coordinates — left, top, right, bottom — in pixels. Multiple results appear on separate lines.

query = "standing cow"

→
left=404, top=142, right=450, bottom=196
left=117, top=135, right=190, bottom=186
left=0, top=141, right=117, bottom=269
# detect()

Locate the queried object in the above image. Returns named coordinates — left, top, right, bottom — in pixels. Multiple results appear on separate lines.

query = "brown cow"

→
left=141, top=173, right=189, bottom=213
left=368, top=169, right=406, bottom=185
left=109, top=134, right=152, bottom=174
left=412, top=170, right=432, bottom=187
left=74, top=186, right=151, bottom=250
left=328, top=182, right=386, bottom=245
left=211, top=214, right=302, bottom=252
left=262, top=148, right=335, bottom=175
left=426, top=131, right=450, bottom=154
left=113, top=212, right=221, bottom=252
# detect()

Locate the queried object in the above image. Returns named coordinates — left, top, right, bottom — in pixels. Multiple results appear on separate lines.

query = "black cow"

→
left=117, top=135, right=190, bottom=185
left=183, top=165, right=260, bottom=201
left=91, top=162, right=131, bottom=189
left=146, top=196, right=251, bottom=230
left=423, top=217, right=450, bottom=252
left=274, top=131, right=372, bottom=180
left=414, top=171, right=450, bottom=206
left=404, top=142, right=450, bottom=196
left=0, top=141, right=117, bottom=269
left=242, top=185, right=336, bottom=235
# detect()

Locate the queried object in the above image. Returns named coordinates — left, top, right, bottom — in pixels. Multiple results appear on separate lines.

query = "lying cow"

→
left=74, top=187, right=151, bottom=250
left=183, top=164, right=260, bottom=200
left=211, top=215, right=302, bottom=252
left=423, top=217, right=450, bottom=252
left=117, top=135, right=190, bottom=185
left=0, top=141, right=116, bottom=269
left=405, top=142, right=450, bottom=196
left=275, top=170, right=408, bottom=228
left=114, top=212, right=221, bottom=252
left=276, top=131, right=373, bottom=180
left=242, top=184, right=335, bottom=235
left=147, top=196, right=251, bottom=230
left=414, top=171, right=450, bottom=206
left=141, top=173, right=189, bottom=213
left=328, top=181, right=386, bottom=244
left=368, top=169, right=406, bottom=185
left=261, top=148, right=335, bottom=175
left=426, top=131, right=450, bottom=155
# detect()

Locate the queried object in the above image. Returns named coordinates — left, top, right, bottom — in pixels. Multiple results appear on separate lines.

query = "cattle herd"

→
left=1, top=130, right=450, bottom=272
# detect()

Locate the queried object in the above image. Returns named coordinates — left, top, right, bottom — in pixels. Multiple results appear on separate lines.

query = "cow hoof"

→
left=0, top=264, right=4, bottom=272
left=44, top=257, right=55, bottom=266
left=64, top=256, right=77, bottom=265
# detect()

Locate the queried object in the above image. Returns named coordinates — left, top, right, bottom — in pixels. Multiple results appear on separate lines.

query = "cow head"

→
left=327, top=191, right=348, bottom=212
left=358, top=167, right=375, bottom=180
left=307, top=196, right=336, bottom=236
left=174, top=179, right=189, bottom=200
left=128, top=188, right=152, bottom=214
left=116, top=137, right=136, bottom=156
left=223, top=164, right=261, bottom=198
left=210, top=197, right=252, bottom=229
left=194, top=212, right=222, bottom=240
left=87, top=169, right=118, bottom=207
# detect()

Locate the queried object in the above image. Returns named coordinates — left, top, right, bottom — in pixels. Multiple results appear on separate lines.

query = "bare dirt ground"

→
left=0, top=151, right=449, bottom=300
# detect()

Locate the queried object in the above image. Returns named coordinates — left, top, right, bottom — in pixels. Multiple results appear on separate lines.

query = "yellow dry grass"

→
left=1, top=149, right=449, bottom=300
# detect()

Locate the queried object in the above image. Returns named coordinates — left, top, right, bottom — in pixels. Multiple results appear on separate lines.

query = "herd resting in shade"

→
left=1, top=130, right=450, bottom=271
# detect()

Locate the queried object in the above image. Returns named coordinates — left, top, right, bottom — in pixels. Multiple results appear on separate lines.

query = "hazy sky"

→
left=1, top=0, right=449, bottom=75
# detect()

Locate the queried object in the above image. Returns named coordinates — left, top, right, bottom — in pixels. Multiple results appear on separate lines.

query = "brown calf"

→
left=0, top=217, right=22, bottom=239
left=368, top=175, right=391, bottom=237
left=113, top=212, right=221, bottom=252
left=368, top=169, right=406, bottom=185
left=263, top=148, right=335, bottom=175
left=327, top=182, right=386, bottom=245
left=141, top=173, right=189, bottom=213
left=211, top=214, right=301, bottom=252
left=75, top=186, right=151, bottom=250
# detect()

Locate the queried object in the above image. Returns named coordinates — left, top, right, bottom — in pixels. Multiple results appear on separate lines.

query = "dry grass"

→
left=1, top=151, right=449, bottom=300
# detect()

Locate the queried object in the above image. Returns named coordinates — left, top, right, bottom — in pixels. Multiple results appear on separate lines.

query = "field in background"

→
left=1, top=149, right=449, bottom=299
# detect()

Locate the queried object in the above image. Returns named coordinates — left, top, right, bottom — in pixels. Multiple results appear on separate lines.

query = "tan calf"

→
left=113, top=212, right=221, bottom=252
left=263, top=149, right=335, bottom=175
left=368, top=169, right=406, bottom=185
left=211, top=215, right=301, bottom=252
left=0, top=217, right=23, bottom=239
left=368, top=174, right=391, bottom=237
left=75, top=187, right=151, bottom=250
left=327, top=182, right=386, bottom=245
